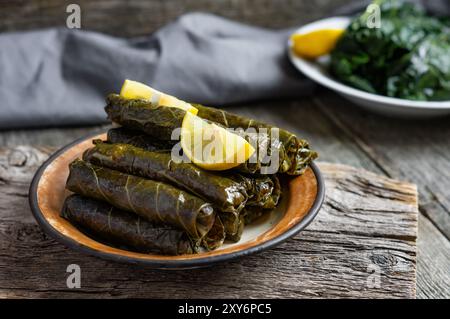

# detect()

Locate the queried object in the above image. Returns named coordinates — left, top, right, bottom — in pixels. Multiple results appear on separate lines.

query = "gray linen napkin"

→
left=0, top=13, right=313, bottom=129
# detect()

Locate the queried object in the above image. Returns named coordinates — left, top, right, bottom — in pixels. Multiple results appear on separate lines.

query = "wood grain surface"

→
left=0, top=146, right=418, bottom=298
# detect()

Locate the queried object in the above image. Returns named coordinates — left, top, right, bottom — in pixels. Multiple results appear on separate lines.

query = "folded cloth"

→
left=0, top=0, right=447, bottom=129
left=0, top=13, right=313, bottom=129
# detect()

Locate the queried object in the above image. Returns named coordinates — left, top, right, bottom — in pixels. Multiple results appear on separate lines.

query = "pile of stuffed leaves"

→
left=105, top=94, right=317, bottom=175
left=63, top=85, right=317, bottom=256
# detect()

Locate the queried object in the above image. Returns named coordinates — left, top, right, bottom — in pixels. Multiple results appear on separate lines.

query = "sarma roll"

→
left=105, top=94, right=317, bottom=175
left=105, top=130, right=281, bottom=208
left=65, top=159, right=215, bottom=241
left=61, top=194, right=194, bottom=255
left=105, top=94, right=185, bottom=142
left=107, top=127, right=175, bottom=152
left=225, top=215, right=245, bottom=243
left=242, top=206, right=271, bottom=224
left=233, top=174, right=281, bottom=209
left=203, top=216, right=225, bottom=250
left=83, top=141, right=280, bottom=234
left=195, top=104, right=317, bottom=175
left=82, top=141, right=249, bottom=214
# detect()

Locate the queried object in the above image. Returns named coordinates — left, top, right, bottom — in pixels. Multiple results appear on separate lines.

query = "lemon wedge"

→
left=290, top=29, right=345, bottom=59
left=120, top=79, right=198, bottom=115
left=180, top=112, right=255, bottom=171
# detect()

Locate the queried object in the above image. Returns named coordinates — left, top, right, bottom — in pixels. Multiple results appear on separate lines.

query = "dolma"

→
left=82, top=141, right=280, bottom=236
left=194, top=104, right=317, bottom=175
left=65, top=159, right=215, bottom=241
left=105, top=94, right=317, bottom=175
left=235, top=174, right=281, bottom=210
left=61, top=194, right=194, bottom=255
left=105, top=94, right=185, bottom=142
left=107, top=127, right=175, bottom=152
left=242, top=206, right=271, bottom=225
left=82, top=141, right=249, bottom=214
left=225, top=215, right=245, bottom=243
left=202, top=216, right=226, bottom=250
left=107, top=127, right=256, bottom=174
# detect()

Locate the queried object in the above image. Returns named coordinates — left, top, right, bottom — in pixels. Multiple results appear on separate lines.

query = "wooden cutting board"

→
left=0, top=146, right=418, bottom=298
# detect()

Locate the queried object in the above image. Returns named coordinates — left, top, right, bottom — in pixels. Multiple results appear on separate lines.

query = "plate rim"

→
left=28, top=131, right=325, bottom=269
left=288, top=16, right=450, bottom=111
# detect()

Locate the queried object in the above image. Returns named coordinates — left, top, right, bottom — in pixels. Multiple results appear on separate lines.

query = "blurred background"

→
left=0, top=0, right=350, bottom=36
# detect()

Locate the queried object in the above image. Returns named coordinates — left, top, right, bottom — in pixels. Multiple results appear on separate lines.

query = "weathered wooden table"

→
left=0, top=0, right=449, bottom=299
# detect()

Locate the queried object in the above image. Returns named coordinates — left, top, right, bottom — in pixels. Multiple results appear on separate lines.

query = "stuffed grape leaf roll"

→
left=233, top=174, right=281, bottom=209
left=61, top=194, right=195, bottom=255
left=104, top=94, right=316, bottom=175
left=194, top=104, right=317, bottom=175
left=107, top=127, right=175, bottom=152
left=82, top=141, right=249, bottom=214
left=65, top=159, right=216, bottom=241
left=105, top=94, right=185, bottom=142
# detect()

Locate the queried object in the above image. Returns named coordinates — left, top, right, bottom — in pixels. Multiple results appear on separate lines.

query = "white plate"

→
left=288, top=16, right=450, bottom=118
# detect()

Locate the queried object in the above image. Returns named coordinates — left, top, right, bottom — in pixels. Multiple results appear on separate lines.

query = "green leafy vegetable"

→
left=330, top=0, right=450, bottom=101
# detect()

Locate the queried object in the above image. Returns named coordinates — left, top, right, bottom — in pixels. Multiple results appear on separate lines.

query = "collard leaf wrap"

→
left=61, top=194, right=194, bottom=255
left=104, top=94, right=317, bottom=175
left=65, top=159, right=215, bottom=240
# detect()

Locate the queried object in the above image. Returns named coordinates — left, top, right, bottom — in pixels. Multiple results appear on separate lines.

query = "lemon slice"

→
left=120, top=79, right=198, bottom=115
left=181, top=112, right=255, bottom=171
left=290, top=29, right=345, bottom=59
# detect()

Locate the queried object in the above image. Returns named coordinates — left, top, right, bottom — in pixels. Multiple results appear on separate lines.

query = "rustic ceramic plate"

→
left=288, top=16, right=450, bottom=118
left=29, top=132, right=325, bottom=269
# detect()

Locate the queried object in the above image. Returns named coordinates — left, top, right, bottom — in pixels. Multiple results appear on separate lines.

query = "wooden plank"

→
left=417, top=214, right=450, bottom=299
left=0, top=0, right=350, bottom=37
left=0, top=146, right=417, bottom=298
left=312, top=91, right=450, bottom=240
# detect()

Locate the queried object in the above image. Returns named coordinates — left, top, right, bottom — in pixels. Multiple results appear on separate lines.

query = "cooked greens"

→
left=62, top=194, right=195, bottom=255
left=65, top=159, right=217, bottom=242
left=330, top=0, right=450, bottom=101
